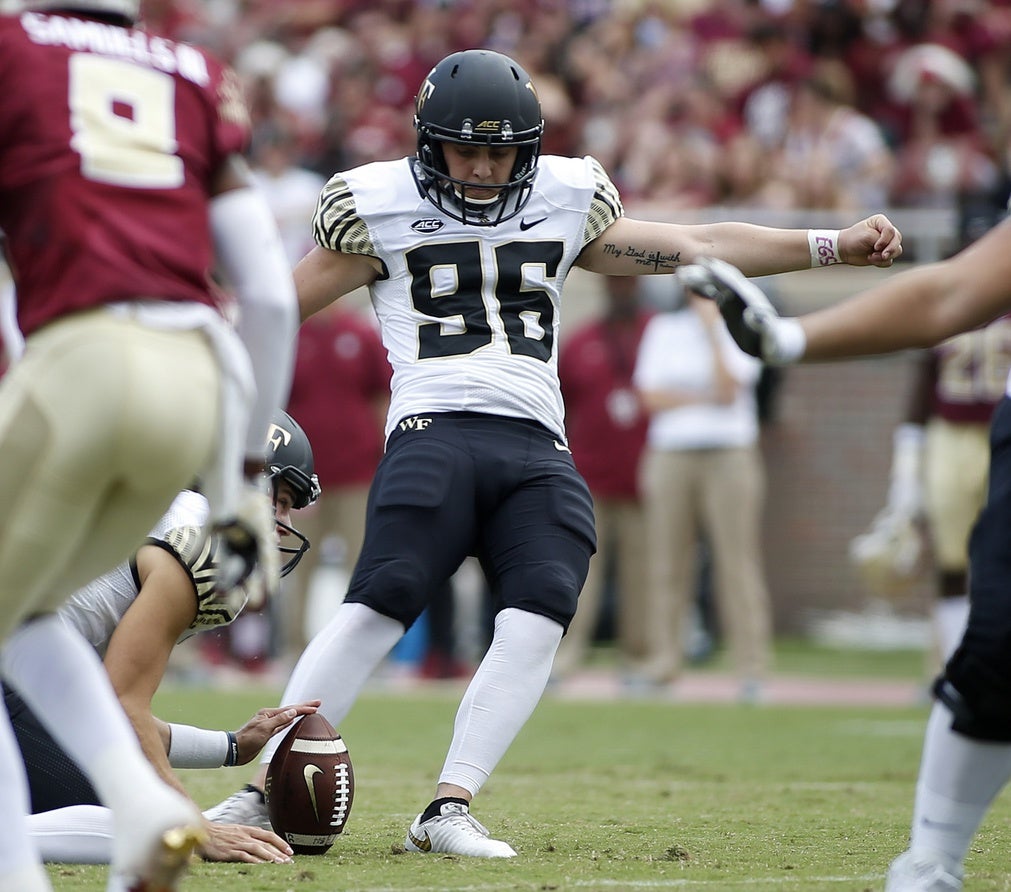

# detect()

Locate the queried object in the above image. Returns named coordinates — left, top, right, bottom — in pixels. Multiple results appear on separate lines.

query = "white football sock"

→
left=261, top=602, right=404, bottom=765
left=1, top=616, right=166, bottom=810
left=933, top=596, right=969, bottom=662
left=0, top=864, right=51, bottom=892
left=439, top=608, right=563, bottom=795
left=0, top=700, right=50, bottom=891
left=908, top=701, right=1011, bottom=865
left=28, top=805, right=113, bottom=864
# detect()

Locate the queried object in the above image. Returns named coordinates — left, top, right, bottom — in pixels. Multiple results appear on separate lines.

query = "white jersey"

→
left=311, top=154, right=623, bottom=440
left=59, top=491, right=209, bottom=655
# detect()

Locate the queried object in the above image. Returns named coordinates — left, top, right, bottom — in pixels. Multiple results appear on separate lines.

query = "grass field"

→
left=45, top=641, right=1011, bottom=891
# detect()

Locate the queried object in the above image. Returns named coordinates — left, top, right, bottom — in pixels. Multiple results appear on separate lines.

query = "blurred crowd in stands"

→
left=147, top=0, right=1011, bottom=216
left=161, top=0, right=1011, bottom=685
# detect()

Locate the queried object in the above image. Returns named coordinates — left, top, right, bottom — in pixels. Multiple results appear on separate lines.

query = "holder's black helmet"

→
left=413, top=49, right=543, bottom=226
left=265, top=411, right=321, bottom=576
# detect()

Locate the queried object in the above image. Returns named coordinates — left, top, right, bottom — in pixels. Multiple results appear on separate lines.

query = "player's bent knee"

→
left=348, top=558, right=432, bottom=628
left=507, top=556, right=586, bottom=629
left=936, top=656, right=1011, bottom=741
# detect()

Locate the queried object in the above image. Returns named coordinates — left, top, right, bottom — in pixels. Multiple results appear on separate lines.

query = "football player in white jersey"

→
left=206, top=49, right=903, bottom=857
left=678, top=216, right=1011, bottom=891
left=5, top=412, right=321, bottom=866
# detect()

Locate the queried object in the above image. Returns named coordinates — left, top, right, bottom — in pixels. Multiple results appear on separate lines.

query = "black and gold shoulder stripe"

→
left=583, top=157, right=624, bottom=247
left=312, top=174, right=377, bottom=257
left=148, top=526, right=245, bottom=631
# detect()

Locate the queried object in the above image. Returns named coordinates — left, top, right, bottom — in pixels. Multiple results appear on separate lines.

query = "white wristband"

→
left=808, top=229, right=842, bottom=267
left=167, top=723, right=231, bottom=769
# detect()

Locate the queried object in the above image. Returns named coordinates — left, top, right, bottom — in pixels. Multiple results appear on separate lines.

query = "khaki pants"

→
left=638, top=445, right=771, bottom=682
left=924, top=417, right=990, bottom=571
left=552, top=494, right=648, bottom=676
left=0, top=311, right=220, bottom=637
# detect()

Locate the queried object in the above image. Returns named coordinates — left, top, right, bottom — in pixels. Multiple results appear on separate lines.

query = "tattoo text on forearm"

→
left=600, top=243, right=681, bottom=272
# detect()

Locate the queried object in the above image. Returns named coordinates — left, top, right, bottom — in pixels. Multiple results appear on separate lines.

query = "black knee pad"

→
left=504, top=546, right=589, bottom=630
left=935, top=654, right=1011, bottom=742
left=346, top=557, right=431, bottom=629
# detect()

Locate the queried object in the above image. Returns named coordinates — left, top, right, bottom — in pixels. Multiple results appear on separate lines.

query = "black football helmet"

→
left=413, top=49, right=543, bottom=226
left=265, top=411, right=321, bottom=576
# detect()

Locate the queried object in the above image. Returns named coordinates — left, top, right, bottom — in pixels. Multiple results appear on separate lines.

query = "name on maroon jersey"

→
left=20, top=12, right=209, bottom=86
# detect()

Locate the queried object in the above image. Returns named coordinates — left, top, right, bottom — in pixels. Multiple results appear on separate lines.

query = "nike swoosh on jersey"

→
left=553, top=440, right=571, bottom=453
left=408, top=828, right=433, bottom=851
left=519, top=216, right=547, bottom=231
left=303, top=764, right=324, bottom=820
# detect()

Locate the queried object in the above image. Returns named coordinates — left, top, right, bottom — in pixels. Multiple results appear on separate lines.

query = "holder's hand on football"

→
left=199, top=819, right=293, bottom=864
left=234, top=701, right=321, bottom=766
left=678, top=257, right=807, bottom=365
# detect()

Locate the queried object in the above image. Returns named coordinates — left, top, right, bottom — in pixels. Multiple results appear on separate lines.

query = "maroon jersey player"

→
left=899, top=315, right=1011, bottom=659
left=0, top=2, right=297, bottom=890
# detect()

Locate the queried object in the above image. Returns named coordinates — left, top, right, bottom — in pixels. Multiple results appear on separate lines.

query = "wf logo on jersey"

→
left=398, top=416, right=433, bottom=432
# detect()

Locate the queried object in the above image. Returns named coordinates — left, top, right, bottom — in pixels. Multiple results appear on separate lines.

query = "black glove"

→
left=678, top=257, right=806, bottom=365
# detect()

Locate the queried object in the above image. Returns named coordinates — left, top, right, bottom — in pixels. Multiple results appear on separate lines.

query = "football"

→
left=264, top=713, right=354, bottom=854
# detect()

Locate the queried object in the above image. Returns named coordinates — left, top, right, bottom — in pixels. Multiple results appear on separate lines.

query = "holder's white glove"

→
left=210, top=480, right=278, bottom=610
left=678, top=257, right=807, bottom=365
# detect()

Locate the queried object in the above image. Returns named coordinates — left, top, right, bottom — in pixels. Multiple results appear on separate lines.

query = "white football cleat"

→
left=108, top=787, right=204, bottom=892
left=405, top=802, right=517, bottom=858
left=886, top=849, right=964, bottom=892
left=201, top=784, right=272, bottom=832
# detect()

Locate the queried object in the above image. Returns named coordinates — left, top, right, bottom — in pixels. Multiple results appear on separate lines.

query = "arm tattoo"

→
left=600, top=242, right=681, bottom=272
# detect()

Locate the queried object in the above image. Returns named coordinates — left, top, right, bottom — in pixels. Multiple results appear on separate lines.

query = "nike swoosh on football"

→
left=519, top=216, right=547, bottom=231
left=408, top=829, right=432, bottom=852
left=303, top=764, right=324, bottom=820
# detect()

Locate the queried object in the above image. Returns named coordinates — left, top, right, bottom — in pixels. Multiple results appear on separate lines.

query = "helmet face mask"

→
left=275, top=516, right=311, bottom=578
left=413, top=50, right=544, bottom=226
left=265, top=412, right=321, bottom=576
